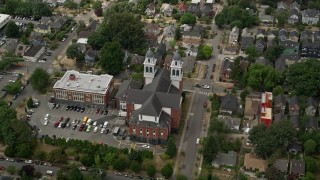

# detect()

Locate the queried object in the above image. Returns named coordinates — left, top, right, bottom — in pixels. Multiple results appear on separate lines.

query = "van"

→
left=93, top=126, right=98, bottom=133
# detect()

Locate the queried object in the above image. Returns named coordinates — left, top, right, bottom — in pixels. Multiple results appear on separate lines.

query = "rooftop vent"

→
left=66, top=81, right=70, bottom=86
left=69, top=74, right=76, bottom=81
left=76, top=82, right=79, bottom=87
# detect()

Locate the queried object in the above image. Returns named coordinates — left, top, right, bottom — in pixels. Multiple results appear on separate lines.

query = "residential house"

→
left=187, top=3, right=201, bottom=17
left=39, top=16, right=67, bottom=32
left=144, top=23, right=161, bottom=46
left=218, top=115, right=241, bottom=131
left=267, top=30, right=276, bottom=41
left=288, top=9, right=299, bottom=25
left=43, top=0, right=57, bottom=7
left=256, top=29, right=266, bottom=39
left=256, top=56, right=272, bottom=66
left=313, top=31, right=320, bottom=42
left=289, top=30, right=299, bottom=42
left=212, top=151, right=237, bottom=168
left=130, top=54, right=145, bottom=65
left=240, top=36, right=254, bottom=51
left=289, top=1, right=300, bottom=12
left=29, top=32, right=46, bottom=46
left=307, top=116, right=319, bottom=131
left=273, top=94, right=286, bottom=113
left=202, top=3, right=214, bottom=17
left=84, top=49, right=98, bottom=64
left=305, top=97, right=317, bottom=117
left=34, top=24, right=51, bottom=34
left=163, top=25, right=175, bottom=42
left=87, top=20, right=99, bottom=32
left=279, top=40, right=300, bottom=65
left=274, top=159, right=289, bottom=174
left=260, top=92, right=273, bottom=127
left=280, top=40, right=299, bottom=50
left=229, top=26, right=239, bottom=44
left=181, top=26, right=203, bottom=49
left=154, top=43, right=166, bottom=62
left=180, top=24, right=192, bottom=32
left=244, top=97, right=261, bottom=120
left=161, top=3, right=173, bottom=17
left=273, top=112, right=285, bottom=123
left=255, top=39, right=265, bottom=53
left=178, top=3, right=188, bottom=14
left=301, top=41, right=320, bottom=58
left=259, top=14, right=274, bottom=24
left=15, top=44, right=28, bottom=56
left=289, top=114, right=299, bottom=130
left=243, top=153, right=268, bottom=173
left=300, top=30, right=312, bottom=43
left=287, top=141, right=303, bottom=154
left=302, top=9, right=320, bottom=25
left=289, top=160, right=305, bottom=179
left=275, top=57, right=286, bottom=70
left=0, top=38, right=18, bottom=55
left=76, top=38, right=88, bottom=53
left=220, top=59, right=232, bottom=81
left=277, top=1, right=288, bottom=11
left=220, top=93, right=237, bottom=115
left=289, top=96, right=299, bottom=115
left=279, top=29, right=288, bottom=41
left=23, top=45, right=45, bottom=62
left=145, top=2, right=156, bottom=16
left=78, top=30, right=93, bottom=39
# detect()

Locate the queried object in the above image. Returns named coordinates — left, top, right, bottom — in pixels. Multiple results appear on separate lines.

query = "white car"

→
left=25, top=160, right=33, bottom=164
left=93, top=121, right=97, bottom=127
left=196, top=138, right=200, bottom=144
left=29, top=109, right=35, bottom=113
left=93, top=126, right=98, bottom=133
left=201, top=85, right=210, bottom=89
left=100, top=128, right=105, bottom=134
left=44, top=114, right=50, bottom=120
left=44, top=120, right=49, bottom=126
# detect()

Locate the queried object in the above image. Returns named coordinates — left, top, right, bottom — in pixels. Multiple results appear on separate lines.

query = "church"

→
left=115, top=49, right=183, bottom=144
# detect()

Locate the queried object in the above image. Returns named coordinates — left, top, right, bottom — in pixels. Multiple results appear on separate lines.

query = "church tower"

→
left=143, top=49, right=157, bottom=85
left=170, top=51, right=183, bottom=92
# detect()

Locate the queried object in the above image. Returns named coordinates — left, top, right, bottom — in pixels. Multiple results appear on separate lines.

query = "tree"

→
left=166, top=137, right=177, bottom=158
left=87, top=33, right=108, bottom=50
left=272, top=85, right=283, bottom=97
left=249, top=124, right=267, bottom=144
left=19, top=165, right=35, bottom=177
left=180, top=12, right=197, bottom=25
left=305, top=172, right=316, bottom=180
left=197, top=45, right=213, bottom=60
left=175, top=27, right=181, bottom=40
left=264, top=45, right=284, bottom=64
left=240, top=88, right=251, bottom=102
left=57, top=165, right=84, bottom=180
left=94, top=8, right=103, bottom=17
left=113, top=158, right=126, bottom=171
left=161, top=164, right=173, bottom=178
left=203, top=135, right=219, bottom=163
left=304, top=140, right=317, bottom=155
left=4, top=21, right=20, bottom=38
left=7, top=165, right=16, bottom=175
left=0, top=52, right=23, bottom=71
left=29, top=68, right=50, bottom=93
left=265, top=7, right=275, bottom=15
left=27, top=97, right=33, bottom=108
left=276, top=11, right=288, bottom=27
left=305, top=156, right=317, bottom=173
left=4, top=81, right=21, bottom=95
left=176, top=174, right=188, bottom=180
left=92, top=1, right=102, bottom=9
left=99, top=41, right=124, bottom=75
left=66, top=44, right=81, bottom=60
left=147, top=164, right=156, bottom=177
left=215, top=13, right=225, bottom=28
left=287, top=59, right=320, bottom=96
left=130, top=160, right=141, bottom=173
left=63, top=0, right=78, bottom=9
left=245, top=44, right=260, bottom=63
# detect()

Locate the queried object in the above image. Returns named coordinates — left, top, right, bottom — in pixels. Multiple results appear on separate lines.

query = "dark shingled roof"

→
left=139, top=94, right=162, bottom=116
left=221, top=94, right=237, bottom=111
left=23, top=45, right=43, bottom=57
left=287, top=141, right=303, bottom=153
left=274, top=94, right=286, bottom=106
left=307, top=116, right=319, bottom=129
left=289, top=96, right=299, bottom=109
left=290, top=160, right=305, bottom=176
left=143, top=68, right=171, bottom=93
left=306, top=97, right=317, bottom=108
left=290, top=114, right=299, bottom=127
left=274, top=113, right=285, bottom=123
left=274, top=159, right=289, bottom=173
left=115, top=79, right=142, bottom=100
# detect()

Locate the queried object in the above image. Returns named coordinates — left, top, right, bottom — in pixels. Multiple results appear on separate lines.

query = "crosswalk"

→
left=198, top=91, right=213, bottom=96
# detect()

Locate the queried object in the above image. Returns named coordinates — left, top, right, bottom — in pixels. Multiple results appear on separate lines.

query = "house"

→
left=313, top=31, right=320, bottom=42
left=280, top=54, right=301, bottom=66
left=256, top=56, right=272, bottom=66
left=289, top=30, right=299, bottom=42
left=279, top=40, right=299, bottom=50
left=279, top=29, right=288, bottom=41
left=163, top=25, right=176, bottom=42
left=0, top=38, right=18, bottom=54
left=255, top=39, right=265, bottom=53
left=289, top=1, right=300, bottom=12
left=275, top=57, right=286, bottom=70
left=243, top=153, right=268, bottom=173
left=145, top=23, right=161, bottom=37
left=43, top=0, right=57, bottom=7
left=160, top=3, right=173, bottom=17
left=256, top=29, right=266, bottom=39
left=288, top=9, right=299, bottom=25
left=307, top=116, right=319, bottom=131
left=202, top=3, right=214, bottom=17
left=181, top=38, right=201, bottom=49
left=15, top=44, right=28, bottom=56
left=289, top=96, right=299, bottom=115
left=78, top=30, right=92, bottom=39
left=145, top=2, right=156, bottom=16
left=289, top=114, right=299, bottom=130
left=178, top=3, right=188, bottom=14
left=229, top=26, right=239, bottom=44
left=273, top=94, right=286, bottom=113
left=267, top=30, right=276, bottom=41
left=260, top=92, right=273, bottom=127
left=300, top=30, right=312, bottom=43
left=154, top=43, right=166, bottom=62
left=23, top=45, right=45, bottom=62
left=305, top=97, right=317, bottom=117
left=244, top=97, right=261, bottom=120
left=84, top=49, right=98, bottom=64
left=212, top=151, right=237, bottom=168
left=34, top=24, right=51, bottom=34
left=259, top=14, right=274, bottom=24
left=274, top=159, right=289, bottom=174
left=39, top=16, right=67, bottom=31
left=123, top=51, right=183, bottom=144
left=29, top=32, right=46, bottom=46
left=279, top=40, right=300, bottom=65
left=301, top=41, right=320, bottom=58
left=241, top=28, right=251, bottom=37
left=220, top=93, right=237, bottom=115
left=302, top=9, right=320, bottom=25
left=273, top=112, right=285, bottom=123
left=181, top=25, right=203, bottom=48
left=180, top=24, right=192, bottom=32
left=130, top=54, right=145, bottom=65
left=287, top=141, right=303, bottom=154
left=220, top=59, right=233, bottom=81
left=77, top=38, right=88, bottom=53
left=192, top=25, right=205, bottom=37
left=289, top=160, right=305, bottom=179
left=240, top=36, right=254, bottom=51
left=277, top=1, right=288, bottom=11
left=187, top=3, right=201, bottom=17
left=218, top=115, right=241, bottom=130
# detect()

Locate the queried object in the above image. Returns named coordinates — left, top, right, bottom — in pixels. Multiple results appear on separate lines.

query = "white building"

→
left=0, top=14, right=11, bottom=29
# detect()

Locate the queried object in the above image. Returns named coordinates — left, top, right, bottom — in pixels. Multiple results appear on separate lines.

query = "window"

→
left=149, top=67, right=152, bottom=73
left=176, top=70, right=179, bottom=76
left=175, top=61, right=177, bottom=66
left=140, top=129, right=143, bottom=136
left=148, top=58, right=150, bottom=63
left=146, top=67, right=149, bottom=72
left=172, top=69, right=175, bottom=76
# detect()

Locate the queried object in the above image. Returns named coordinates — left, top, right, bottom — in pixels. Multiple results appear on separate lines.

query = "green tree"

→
left=7, top=165, right=16, bottom=175
left=147, top=164, right=156, bottom=177
left=175, top=27, right=181, bottom=40
left=63, top=0, right=78, bottom=9
left=27, top=97, right=33, bottom=108
left=264, top=45, right=284, bottom=64
left=203, top=135, right=219, bottom=163
left=4, top=81, right=21, bottom=95
left=197, top=45, right=213, bottom=60
left=240, top=88, right=251, bottom=102
left=249, top=124, right=267, bottom=144
left=287, top=59, right=320, bottom=96
left=161, top=164, right=173, bottom=178
left=180, top=12, right=197, bottom=25
left=304, top=172, right=316, bottom=180
left=87, top=33, right=108, bottom=50
left=305, top=156, right=317, bottom=173
left=92, top=1, right=102, bottom=9
left=265, top=7, right=275, bottom=15
left=166, top=137, right=177, bottom=158
left=113, top=158, right=126, bottom=171
left=29, top=68, right=50, bottom=94
left=4, top=21, right=20, bottom=38
left=176, top=174, right=188, bottom=180
left=276, top=11, right=288, bottom=27
left=130, top=160, right=141, bottom=173
left=66, top=44, right=81, bottom=59
left=99, top=41, right=124, bottom=75
left=304, top=140, right=317, bottom=155
left=57, top=165, right=84, bottom=180
left=94, top=154, right=101, bottom=168
left=0, top=52, right=23, bottom=71
left=215, top=13, right=226, bottom=28
left=245, top=44, right=260, bottom=63
left=272, top=85, right=283, bottom=97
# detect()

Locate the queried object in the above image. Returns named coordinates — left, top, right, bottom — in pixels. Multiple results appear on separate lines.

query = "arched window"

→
left=148, top=58, right=150, bottom=63
left=176, top=70, right=179, bottom=76
left=172, top=69, right=175, bottom=76
left=175, top=61, right=177, bottom=66
left=145, top=66, right=149, bottom=72
left=149, top=67, right=153, bottom=73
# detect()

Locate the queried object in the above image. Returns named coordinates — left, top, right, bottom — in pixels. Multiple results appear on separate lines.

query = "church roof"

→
left=146, top=48, right=154, bottom=58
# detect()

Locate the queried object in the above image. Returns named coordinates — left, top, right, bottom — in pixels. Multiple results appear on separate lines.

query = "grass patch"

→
left=192, top=63, right=200, bottom=78
left=178, top=92, right=192, bottom=135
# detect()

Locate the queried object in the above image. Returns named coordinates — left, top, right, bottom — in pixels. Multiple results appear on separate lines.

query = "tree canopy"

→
left=4, top=81, right=21, bottom=95
left=286, top=59, right=320, bottom=96
left=161, top=164, right=173, bottom=178
left=29, top=68, right=50, bottom=94
left=203, top=135, right=219, bottom=163
left=98, top=41, right=124, bottom=75
left=4, top=21, right=20, bottom=38
left=245, top=44, right=260, bottom=63
left=180, top=12, right=197, bottom=25
left=197, top=45, right=213, bottom=60
left=166, top=137, right=177, bottom=158
left=3, top=0, right=52, bottom=19
left=264, top=45, right=284, bottom=63
left=0, top=52, right=23, bottom=71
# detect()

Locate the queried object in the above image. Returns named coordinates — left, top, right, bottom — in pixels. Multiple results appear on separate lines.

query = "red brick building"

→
left=115, top=50, right=183, bottom=144
left=53, top=70, right=114, bottom=108
left=260, top=92, right=273, bottom=127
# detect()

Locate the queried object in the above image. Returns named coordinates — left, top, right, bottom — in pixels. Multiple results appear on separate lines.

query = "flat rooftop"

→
left=53, top=70, right=113, bottom=94
left=0, top=14, right=10, bottom=23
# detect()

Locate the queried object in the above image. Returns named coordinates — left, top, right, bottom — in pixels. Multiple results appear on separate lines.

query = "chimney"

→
left=69, top=74, right=76, bottom=81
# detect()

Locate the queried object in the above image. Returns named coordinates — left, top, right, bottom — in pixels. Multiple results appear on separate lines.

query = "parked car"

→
left=7, top=101, right=12, bottom=107
left=13, top=94, right=18, bottom=100
left=81, top=107, right=85, bottom=113
left=25, top=160, right=33, bottom=164
left=72, top=125, right=77, bottom=130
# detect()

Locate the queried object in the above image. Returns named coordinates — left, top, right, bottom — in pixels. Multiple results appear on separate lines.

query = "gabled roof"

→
left=289, top=96, right=299, bottom=109
left=139, top=94, right=162, bottom=116
left=274, top=159, right=289, bottom=173
left=287, top=141, right=303, bottom=153
left=212, top=151, right=238, bottom=167
left=256, top=29, right=266, bottom=36
left=277, top=1, right=288, bottom=10
left=290, top=160, right=305, bottom=175
left=290, top=1, right=300, bottom=10
left=23, top=45, right=43, bottom=57
left=274, top=113, right=285, bottom=123
left=187, top=4, right=201, bottom=15
left=143, top=68, right=171, bottom=93
left=307, top=116, right=318, bottom=129
left=289, top=114, right=299, bottom=127
left=274, top=94, right=286, bottom=106
left=115, top=79, right=142, bottom=100
left=221, top=93, right=237, bottom=111
left=178, top=3, right=188, bottom=12
left=279, top=29, right=288, bottom=37
left=279, top=40, right=299, bottom=49
left=289, top=9, right=299, bottom=17
left=302, top=9, right=320, bottom=18
left=267, top=30, right=276, bottom=36
left=306, top=97, right=317, bottom=108
left=146, top=2, right=155, bottom=10
left=244, top=153, right=267, bottom=172
left=290, top=30, right=299, bottom=38
left=256, top=56, right=272, bottom=66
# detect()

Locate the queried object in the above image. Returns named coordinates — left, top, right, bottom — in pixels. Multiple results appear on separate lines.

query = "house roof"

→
left=290, top=30, right=299, bottom=38
left=147, top=2, right=155, bottom=10
left=277, top=1, right=288, bottom=9
left=290, top=160, right=305, bottom=175
left=306, top=97, right=317, bottom=108
left=302, top=9, right=320, bottom=18
left=289, top=96, right=299, bottom=109
left=287, top=141, right=303, bottom=152
left=231, top=26, right=239, bottom=35
left=240, top=36, right=254, bottom=50
left=290, top=1, right=300, bottom=10
left=279, top=29, right=288, bottom=38
left=23, top=45, right=43, bottom=57
left=218, top=115, right=241, bottom=129
left=274, top=159, right=289, bottom=173
left=275, top=57, right=286, bottom=70
left=260, top=15, right=273, bottom=22
left=241, top=28, right=252, bottom=37
left=161, top=3, right=172, bottom=11
left=78, top=30, right=92, bottom=39
left=187, top=4, right=201, bottom=15
left=115, top=79, right=142, bottom=100
left=212, top=151, right=238, bottom=166
left=256, top=56, right=272, bottom=66
left=203, top=4, right=213, bottom=16
left=289, top=114, right=299, bottom=127
left=289, top=8, right=299, bottom=16
left=36, top=24, right=50, bottom=30
left=256, top=29, right=266, bottom=36
left=163, top=25, right=176, bottom=37
left=87, top=20, right=99, bottom=31
left=307, top=116, right=319, bottom=129
left=145, top=23, right=160, bottom=31
left=274, top=94, right=286, bottom=106
left=302, top=40, right=320, bottom=49
left=267, top=30, right=276, bottom=36
left=139, top=93, right=162, bottom=116
left=178, top=3, right=188, bottom=12
left=244, top=153, right=268, bottom=172
left=221, top=93, right=237, bottom=111
left=279, top=40, right=299, bottom=49
left=244, top=97, right=261, bottom=117
left=0, top=38, right=18, bottom=53
left=274, top=113, right=285, bottom=123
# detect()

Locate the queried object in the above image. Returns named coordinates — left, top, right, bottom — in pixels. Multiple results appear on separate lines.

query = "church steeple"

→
left=170, top=51, right=183, bottom=91
left=143, top=48, right=157, bottom=85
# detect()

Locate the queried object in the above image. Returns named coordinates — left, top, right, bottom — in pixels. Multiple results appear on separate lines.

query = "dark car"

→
left=81, top=107, right=85, bottom=113
left=56, top=104, right=60, bottom=109
left=210, top=75, right=213, bottom=79
left=70, top=106, right=74, bottom=110
left=65, top=118, right=70, bottom=124
left=100, top=110, right=104, bottom=115
left=73, top=106, right=77, bottom=111
left=72, top=125, right=77, bottom=130
left=66, top=106, right=70, bottom=111
left=15, top=159, right=23, bottom=163
left=79, top=124, right=85, bottom=131
left=61, top=123, right=67, bottom=128
left=54, top=121, right=60, bottom=128
left=83, top=125, right=88, bottom=131
left=96, top=108, right=100, bottom=114
left=13, top=94, right=18, bottom=100
left=105, top=129, right=109, bottom=134
left=203, top=74, right=206, bottom=79
left=205, top=65, right=209, bottom=69
left=193, top=84, right=201, bottom=88
left=77, top=107, right=81, bottom=112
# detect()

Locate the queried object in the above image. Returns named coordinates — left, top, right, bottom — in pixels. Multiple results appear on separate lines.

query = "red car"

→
left=79, top=124, right=85, bottom=131
left=96, top=108, right=100, bottom=114
left=54, top=121, right=60, bottom=128
left=59, top=117, right=64, bottom=122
